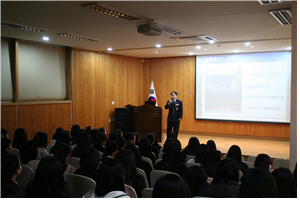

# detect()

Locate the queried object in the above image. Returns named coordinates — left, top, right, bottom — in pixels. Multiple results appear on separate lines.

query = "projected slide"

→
left=195, top=52, right=291, bottom=123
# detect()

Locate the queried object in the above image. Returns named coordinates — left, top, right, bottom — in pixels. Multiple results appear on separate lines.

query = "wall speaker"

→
left=115, top=108, right=129, bottom=133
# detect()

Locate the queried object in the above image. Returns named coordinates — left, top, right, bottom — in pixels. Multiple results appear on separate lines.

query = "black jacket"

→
left=165, top=99, right=183, bottom=122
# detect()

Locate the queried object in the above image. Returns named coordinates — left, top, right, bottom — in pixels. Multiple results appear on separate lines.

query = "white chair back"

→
left=155, top=158, right=162, bottom=166
left=142, top=188, right=153, bottom=198
left=136, top=167, right=149, bottom=188
left=245, top=161, right=254, bottom=168
left=50, top=139, right=56, bottom=145
left=186, top=155, right=196, bottom=162
left=158, top=152, right=164, bottom=159
left=42, top=153, right=54, bottom=158
left=142, top=156, right=154, bottom=170
left=273, top=158, right=289, bottom=170
left=207, top=177, right=213, bottom=183
left=68, top=157, right=81, bottom=171
left=124, top=184, right=137, bottom=198
left=12, top=148, right=20, bottom=160
left=65, top=174, right=96, bottom=198
left=150, top=170, right=179, bottom=188
left=98, top=151, right=103, bottom=160
left=36, top=154, right=41, bottom=160
left=15, top=164, right=35, bottom=188
left=185, top=162, right=201, bottom=168
left=247, top=156, right=256, bottom=163
left=47, top=144, right=54, bottom=153
left=159, top=148, right=164, bottom=152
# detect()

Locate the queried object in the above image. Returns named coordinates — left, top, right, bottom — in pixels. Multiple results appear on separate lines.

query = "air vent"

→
left=1, top=21, right=49, bottom=32
left=269, top=9, right=292, bottom=25
left=170, top=35, right=218, bottom=43
left=57, top=33, right=101, bottom=42
left=257, top=0, right=282, bottom=5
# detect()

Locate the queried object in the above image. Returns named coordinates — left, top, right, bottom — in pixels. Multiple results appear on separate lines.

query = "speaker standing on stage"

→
left=165, top=91, right=183, bottom=138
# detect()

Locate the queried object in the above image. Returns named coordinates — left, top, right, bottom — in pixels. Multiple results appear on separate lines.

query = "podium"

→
left=125, top=104, right=162, bottom=142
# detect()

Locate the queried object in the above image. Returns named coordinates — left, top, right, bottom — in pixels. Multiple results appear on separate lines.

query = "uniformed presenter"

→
left=165, top=91, right=183, bottom=138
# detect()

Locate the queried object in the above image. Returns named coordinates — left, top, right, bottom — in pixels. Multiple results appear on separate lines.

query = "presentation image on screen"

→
left=195, top=52, right=291, bottom=123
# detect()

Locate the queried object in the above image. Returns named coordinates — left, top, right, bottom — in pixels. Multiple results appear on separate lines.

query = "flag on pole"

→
left=148, top=79, right=157, bottom=106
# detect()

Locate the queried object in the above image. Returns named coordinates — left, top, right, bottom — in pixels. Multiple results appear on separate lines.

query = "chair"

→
left=159, top=147, right=164, bottom=152
left=158, top=152, right=164, bottom=159
left=185, top=162, right=201, bottom=168
left=207, top=177, right=213, bottom=183
left=152, top=152, right=157, bottom=160
left=136, top=168, right=149, bottom=188
left=98, top=151, right=103, bottom=160
left=65, top=174, right=96, bottom=198
left=47, top=144, right=54, bottom=153
left=245, top=161, right=254, bottom=168
left=273, top=158, right=289, bottom=170
left=155, top=158, right=162, bottom=166
left=247, top=156, right=256, bottom=163
left=238, top=170, right=243, bottom=180
left=150, top=170, right=180, bottom=188
left=96, top=161, right=102, bottom=170
left=12, top=148, right=20, bottom=160
left=142, top=156, right=154, bottom=170
left=68, top=157, right=81, bottom=171
left=186, top=155, right=196, bottom=162
left=36, top=154, right=41, bottom=160
left=50, top=139, right=56, bottom=145
left=15, top=164, right=35, bottom=188
left=142, top=188, right=153, bottom=198
left=42, top=153, right=54, bottom=158
left=124, top=184, right=137, bottom=198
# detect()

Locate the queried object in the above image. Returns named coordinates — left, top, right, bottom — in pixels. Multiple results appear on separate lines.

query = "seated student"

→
left=53, top=143, right=75, bottom=180
left=182, top=166, right=208, bottom=197
left=99, top=127, right=107, bottom=135
left=272, top=167, right=297, bottom=198
left=134, top=132, right=140, bottom=146
left=1, top=128, right=9, bottom=139
left=1, top=184, right=28, bottom=198
left=115, top=136, right=126, bottom=151
left=52, top=127, right=64, bottom=140
left=182, top=137, right=200, bottom=156
left=124, top=132, right=136, bottom=146
left=163, top=138, right=186, bottom=163
left=102, top=140, right=119, bottom=161
left=206, top=140, right=217, bottom=151
left=226, top=145, right=248, bottom=174
left=146, top=133, right=159, bottom=157
left=155, top=141, right=187, bottom=177
left=152, top=133, right=162, bottom=150
left=239, top=167, right=278, bottom=198
left=167, top=131, right=176, bottom=139
left=1, top=154, right=25, bottom=192
left=50, top=130, right=71, bottom=154
left=93, top=131, right=107, bottom=153
left=187, top=144, right=208, bottom=164
left=12, top=128, right=27, bottom=150
left=196, top=158, right=240, bottom=198
left=115, top=149, right=146, bottom=198
left=33, top=131, right=48, bottom=156
left=108, top=131, right=118, bottom=142
left=115, top=128, right=123, bottom=137
left=125, top=143, right=152, bottom=186
left=138, top=138, right=156, bottom=166
left=74, top=147, right=100, bottom=183
left=26, top=157, right=69, bottom=198
left=1, top=138, right=13, bottom=156
left=20, top=140, right=40, bottom=171
left=85, top=126, right=93, bottom=138
left=254, top=153, right=273, bottom=171
left=200, top=149, right=220, bottom=178
left=83, top=159, right=129, bottom=198
left=72, top=131, right=92, bottom=158
left=153, top=174, right=191, bottom=198
left=70, top=124, right=81, bottom=145
left=90, top=129, right=100, bottom=143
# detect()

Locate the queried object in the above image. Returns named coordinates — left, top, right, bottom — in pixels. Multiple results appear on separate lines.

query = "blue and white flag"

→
left=148, top=79, right=157, bottom=106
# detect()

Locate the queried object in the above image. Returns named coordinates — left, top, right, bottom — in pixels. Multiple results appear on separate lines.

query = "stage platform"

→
left=158, top=131, right=290, bottom=160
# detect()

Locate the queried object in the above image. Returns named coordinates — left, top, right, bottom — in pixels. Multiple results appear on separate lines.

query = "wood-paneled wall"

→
left=144, top=57, right=290, bottom=138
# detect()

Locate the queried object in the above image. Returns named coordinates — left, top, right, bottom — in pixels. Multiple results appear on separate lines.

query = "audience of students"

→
left=50, top=130, right=71, bottom=154
left=138, top=137, right=156, bottom=166
left=70, top=124, right=81, bottom=145
left=52, top=127, right=64, bottom=140
left=200, top=149, right=221, bottom=177
left=152, top=174, right=192, bottom=198
left=71, top=131, right=92, bottom=158
left=20, top=140, right=40, bottom=171
left=53, top=143, right=75, bottom=180
left=1, top=138, right=13, bottom=156
left=93, top=131, right=107, bottom=153
left=182, top=166, right=208, bottom=197
left=12, top=128, right=27, bottom=150
left=254, top=153, right=273, bottom=171
left=146, top=133, right=159, bottom=157
left=271, top=167, right=297, bottom=198
left=182, top=137, right=200, bottom=156
left=102, top=140, right=119, bottom=161
left=108, top=131, right=118, bottom=142
left=115, top=136, right=126, bottom=151
left=226, top=145, right=248, bottom=174
left=32, top=131, right=48, bottom=156
left=124, top=132, right=136, bottom=146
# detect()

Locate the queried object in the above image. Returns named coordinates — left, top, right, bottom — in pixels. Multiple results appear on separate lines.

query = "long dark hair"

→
left=93, top=132, right=107, bottom=153
left=194, top=144, right=209, bottom=163
left=53, top=143, right=71, bottom=171
left=226, top=145, right=242, bottom=162
left=95, top=159, right=125, bottom=196
left=72, top=131, right=92, bottom=157
left=12, top=128, right=27, bottom=150
left=52, top=127, right=63, bottom=140
left=20, top=140, right=38, bottom=165
left=1, top=154, right=20, bottom=180
left=272, top=167, right=297, bottom=198
left=50, top=131, right=71, bottom=154
left=30, top=157, right=67, bottom=197
left=80, top=147, right=100, bottom=171
left=206, top=140, right=217, bottom=151
left=183, top=137, right=200, bottom=156
left=254, top=154, right=272, bottom=170
left=115, top=148, right=137, bottom=185
left=1, top=138, right=12, bottom=155
left=33, top=132, right=48, bottom=148
left=182, top=166, right=208, bottom=196
left=138, top=138, right=153, bottom=156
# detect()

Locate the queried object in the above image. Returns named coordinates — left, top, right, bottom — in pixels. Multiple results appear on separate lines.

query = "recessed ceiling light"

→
left=43, top=37, right=49, bottom=41
left=251, top=46, right=254, bottom=48
left=156, top=44, right=161, bottom=48
left=286, top=47, right=292, bottom=50
left=189, top=52, right=193, bottom=55
left=245, top=42, right=251, bottom=46
left=234, top=50, right=239, bottom=53
left=58, top=33, right=101, bottom=42
left=204, top=49, right=207, bottom=51
left=196, top=46, right=201, bottom=49
left=155, top=51, right=158, bottom=53
left=107, top=48, right=113, bottom=51
left=208, top=41, right=215, bottom=44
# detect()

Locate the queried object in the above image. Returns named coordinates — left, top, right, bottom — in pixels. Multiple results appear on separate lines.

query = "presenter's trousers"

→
left=167, top=121, right=180, bottom=138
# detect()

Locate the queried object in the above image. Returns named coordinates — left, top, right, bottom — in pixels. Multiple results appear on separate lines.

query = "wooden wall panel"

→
left=144, top=57, right=290, bottom=138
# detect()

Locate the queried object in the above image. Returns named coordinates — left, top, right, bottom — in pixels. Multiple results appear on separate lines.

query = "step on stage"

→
left=159, top=131, right=290, bottom=160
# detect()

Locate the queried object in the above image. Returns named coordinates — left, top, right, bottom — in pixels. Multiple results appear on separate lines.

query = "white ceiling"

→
left=1, top=1, right=292, bottom=58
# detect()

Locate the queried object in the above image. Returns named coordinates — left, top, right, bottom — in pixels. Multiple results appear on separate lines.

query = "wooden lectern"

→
left=125, top=104, right=162, bottom=142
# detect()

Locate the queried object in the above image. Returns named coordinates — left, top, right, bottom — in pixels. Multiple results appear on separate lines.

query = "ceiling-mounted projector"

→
left=137, top=23, right=162, bottom=36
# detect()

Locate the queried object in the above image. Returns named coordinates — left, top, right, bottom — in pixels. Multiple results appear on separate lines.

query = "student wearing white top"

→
left=33, top=131, right=49, bottom=156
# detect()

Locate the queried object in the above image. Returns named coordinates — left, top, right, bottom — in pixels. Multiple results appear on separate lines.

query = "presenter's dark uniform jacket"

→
left=165, top=99, right=183, bottom=138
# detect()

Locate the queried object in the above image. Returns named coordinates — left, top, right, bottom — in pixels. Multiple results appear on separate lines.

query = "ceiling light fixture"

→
left=155, top=51, right=158, bottom=53
left=155, top=24, right=183, bottom=35
left=196, top=46, right=201, bottom=49
left=156, top=44, right=161, bottom=48
left=1, top=21, right=49, bottom=32
left=269, top=9, right=292, bottom=25
left=42, top=37, right=49, bottom=41
left=107, top=48, right=113, bottom=51
left=82, top=3, right=141, bottom=21
left=257, top=0, right=282, bottom=5
left=286, top=47, right=292, bottom=50
left=234, top=50, right=239, bottom=53
left=189, top=52, right=194, bottom=55
left=209, top=40, right=215, bottom=44
left=245, top=42, right=251, bottom=46
left=57, top=33, right=101, bottom=42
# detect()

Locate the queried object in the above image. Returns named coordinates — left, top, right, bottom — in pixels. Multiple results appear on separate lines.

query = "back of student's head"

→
left=1, top=138, right=12, bottom=155
left=153, top=174, right=192, bottom=198
left=12, top=128, right=27, bottom=150
left=90, top=129, right=100, bottom=142
left=254, top=153, right=272, bottom=170
left=70, top=124, right=81, bottom=140
left=115, top=128, right=123, bottom=136
left=163, top=140, right=181, bottom=163
left=206, top=140, right=217, bottom=151
left=167, top=132, right=176, bottom=139
left=105, top=140, right=119, bottom=156
left=272, top=167, right=297, bottom=198
left=203, top=149, right=220, bottom=163
left=138, top=137, right=152, bottom=155
left=133, top=132, right=140, bottom=145
left=95, top=159, right=125, bottom=197
left=195, top=144, right=209, bottom=163
left=124, top=132, right=135, bottom=143
left=109, top=131, right=118, bottom=141
left=1, top=184, right=28, bottom=198
left=125, top=143, right=143, bottom=162
left=53, top=143, right=71, bottom=171
left=73, top=131, right=92, bottom=156
left=182, top=166, right=208, bottom=197
left=185, top=137, right=200, bottom=152
left=1, top=154, right=20, bottom=180
left=212, top=158, right=239, bottom=184
left=226, top=145, right=242, bottom=162
left=85, top=126, right=93, bottom=135
left=93, top=131, right=107, bottom=151
left=31, top=157, right=67, bottom=197
left=239, top=167, right=278, bottom=198
left=99, top=127, right=106, bottom=133
left=20, top=140, right=38, bottom=164
left=1, top=128, right=9, bottom=138
left=115, top=148, right=137, bottom=183
left=146, top=133, right=155, bottom=145
left=55, top=130, right=71, bottom=145
left=80, top=147, right=100, bottom=171
left=53, top=127, right=63, bottom=139
left=33, top=131, right=48, bottom=148
left=115, top=136, right=126, bottom=151
left=163, top=138, right=182, bottom=150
